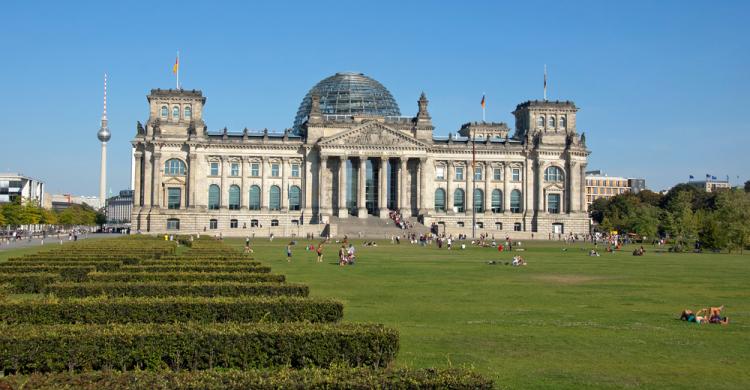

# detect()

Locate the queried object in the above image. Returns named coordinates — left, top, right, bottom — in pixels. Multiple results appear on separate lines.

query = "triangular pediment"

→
left=543, top=182, right=565, bottom=191
left=319, top=122, right=427, bottom=149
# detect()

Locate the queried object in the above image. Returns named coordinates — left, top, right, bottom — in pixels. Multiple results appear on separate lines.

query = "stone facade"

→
left=131, top=76, right=591, bottom=237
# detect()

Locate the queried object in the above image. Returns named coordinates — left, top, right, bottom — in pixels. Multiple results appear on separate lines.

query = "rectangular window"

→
left=474, top=167, right=482, bottom=180
left=166, top=219, right=180, bottom=230
left=251, top=163, right=260, bottom=177
left=593, top=187, right=598, bottom=194
left=493, top=168, right=502, bottom=181
left=209, top=219, right=218, bottom=229
left=512, top=168, right=521, bottom=181
left=210, top=162, right=219, bottom=176
left=547, top=193, right=561, bottom=214
left=271, top=219, right=279, bottom=227
left=455, top=167, right=464, bottom=181
left=250, top=219, right=259, bottom=227
left=167, top=188, right=181, bottom=209
left=495, top=222, right=502, bottom=230
left=514, top=222, right=522, bottom=231
left=230, top=163, right=239, bottom=177
left=230, top=219, right=238, bottom=228
left=435, top=166, right=445, bottom=180
left=291, top=164, right=300, bottom=177
left=271, top=163, right=280, bottom=177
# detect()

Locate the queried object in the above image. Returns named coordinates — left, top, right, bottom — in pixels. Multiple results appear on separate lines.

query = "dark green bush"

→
left=0, top=367, right=492, bottom=389
left=0, top=273, right=60, bottom=293
left=88, top=271, right=285, bottom=283
left=0, top=322, right=398, bottom=373
left=0, top=296, right=341, bottom=324
left=139, top=260, right=261, bottom=267
left=0, top=266, right=96, bottom=282
left=46, top=281, right=309, bottom=298
left=1, top=260, right=122, bottom=272
left=120, top=265, right=271, bottom=273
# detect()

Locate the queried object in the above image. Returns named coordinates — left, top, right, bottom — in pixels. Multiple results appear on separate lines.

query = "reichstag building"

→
left=131, top=72, right=590, bottom=236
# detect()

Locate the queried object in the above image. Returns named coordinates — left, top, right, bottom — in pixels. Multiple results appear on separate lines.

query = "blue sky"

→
left=1, top=0, right=748, bottom=195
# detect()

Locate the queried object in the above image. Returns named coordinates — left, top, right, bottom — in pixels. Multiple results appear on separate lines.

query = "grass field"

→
left=226, top=238, right=750, bottom=389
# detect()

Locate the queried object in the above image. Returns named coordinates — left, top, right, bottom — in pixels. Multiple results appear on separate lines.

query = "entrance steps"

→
left=329, top=215, right=426, bottom=239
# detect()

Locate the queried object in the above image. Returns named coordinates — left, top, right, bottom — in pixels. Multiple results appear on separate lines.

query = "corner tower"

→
left=145, top=89, right=206, bottom=138
left=512, top=100, right=578, bottom=144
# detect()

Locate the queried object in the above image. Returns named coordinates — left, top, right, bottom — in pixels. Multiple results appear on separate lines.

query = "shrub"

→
left=46, top=281, right=309, bottom=298
left=0, top=273, right=60, bottom=293
left=0, top=322, right=399, bottom=373
left=120, top=265, right=271, bottom=273
left=1, top=260, right=122, bottom=272
left=0, top=367, right=493, bottom=389
left=0, top=296, right=342, bottom=324
left=139, top=260, right=261, bottom=267
left=87, top=272, right=285, bottom=283
left=0, top=266, right=95, bottom=282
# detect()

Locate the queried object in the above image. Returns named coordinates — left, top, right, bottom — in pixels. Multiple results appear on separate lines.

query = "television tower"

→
left=97, top=73, right=111, bottom=207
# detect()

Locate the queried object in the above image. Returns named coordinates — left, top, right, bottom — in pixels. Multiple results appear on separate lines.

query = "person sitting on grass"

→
left=511, top=255, right=526, bottom=266
left=589, top=249, right=600, bottom=257
left=680, top=309, right=708, bottom=324
left=708, top=305, right=729, bottom=325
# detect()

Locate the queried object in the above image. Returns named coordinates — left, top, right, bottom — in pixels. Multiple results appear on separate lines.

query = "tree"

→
left=0, top=209, right=5, bottom=227
left=588, top=197, right=609, bottom=225
left=1, top=198, right=25, bottom=227
left=714, top=189, right=750, bottom=254
left=663, top=190, right=697, bottom=251
left=637, top=190, right=663, bottom=207
left=745, top=180, right=750, bottom=193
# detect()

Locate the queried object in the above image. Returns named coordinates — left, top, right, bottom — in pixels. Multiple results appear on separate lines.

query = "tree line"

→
left=0, top=198, right=106, bottom=229
left=590, top=182, right=750, bottom=253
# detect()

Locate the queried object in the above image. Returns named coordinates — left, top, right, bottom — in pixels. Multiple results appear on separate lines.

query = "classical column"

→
left=418, top=157, right=428, bottom=214
left=378, top=156, right=388, bottom=218
left=358, top=157, right=367, bottom=218
left=399, top=158, right=408, bottom=212
left=302, top=150, right=312, bottom=218
left=219, top=157, right=227, bottom=209
left=503, top=164, right=510, bottom=214
left=260, top=156, right=269, bottom=211
left=319, top=155, right=329, bottom=218
left=535, top=161, right=544, bottom=213
left=484, top=162, right=491, bottom=215
left=133, top=151, right=143, bottom=207
left=142, top=150, right=152, bottom=207
left=152, top=151, right=162, bottom=208
left=446, top=161, right=453, bottom=214
left=338, top=155, right=348, bottom=218
left=579, top=163, right=587, bottom=213
left=280, top=157, right=287, bottom=211
left=240, top=156, right=248, bottom=210
left=187, top=150, right=197, bottom=208
left=465, top=160, right=473, bottom=214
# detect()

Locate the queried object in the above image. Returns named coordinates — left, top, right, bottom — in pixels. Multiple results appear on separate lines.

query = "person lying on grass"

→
left=680, top=309, right=708, bottom=324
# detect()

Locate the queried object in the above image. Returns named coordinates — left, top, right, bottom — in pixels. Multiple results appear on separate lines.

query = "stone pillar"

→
left=378, top=156, right=388, bottom=218
left=302, top=150, right=312, bottom=218
left=399, top=158, right=408, bottom=212
left=261, top=156, right=269, bottom=211
left=465, top=160, right=473, bottom=214
left=503, top=164, right=510, bottom=214
left=319, top=155, right=329, bottom=218
left=338, top=155, right=348, bottom=218
left=525, top=161, right=534, bottom=215
left=418, top=157, right=428, bottom=214
left=152, top=151, right=162, bottom=208
left=142, top=150, right=152, bottom=207
left=580, top=163, right=587, bottom=213
left=219, top=157, right=227, bottom=209
left=358, top=157, right=367, bottom=218
left=187, top=150, right=198, bottom=208
left=535, top=161, right=544, bottom=212
left=240, top=157, right=247, bottom=210
left=280, top=157, right=287, bottom=211
left=133, top=151, right=143, bottom=207
left=484, top=163, right=491, bottom=215
left=446, top=162, right=453, bottom=213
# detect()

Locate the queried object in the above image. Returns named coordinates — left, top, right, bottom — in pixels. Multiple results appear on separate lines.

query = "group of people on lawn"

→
left=680, top=306, right=729, bottom=325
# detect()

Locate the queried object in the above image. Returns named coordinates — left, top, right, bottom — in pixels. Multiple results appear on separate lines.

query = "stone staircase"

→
left=329, top=215, right=426, bottom=239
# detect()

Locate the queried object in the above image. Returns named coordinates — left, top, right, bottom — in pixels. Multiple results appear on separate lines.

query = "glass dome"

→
left=293, top=72, right=401, bottom=134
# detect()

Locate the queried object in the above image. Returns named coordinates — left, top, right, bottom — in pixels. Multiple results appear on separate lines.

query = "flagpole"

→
left=176, top=51, right=180, bottom=89
left=482, top=92, right=486, bottom=122
left=471, top=127, right=476, bottom=239
left=544, top=64, right=547, bottom=101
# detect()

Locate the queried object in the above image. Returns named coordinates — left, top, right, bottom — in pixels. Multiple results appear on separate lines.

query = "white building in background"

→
left=0, top=173, right=45, bottom=205
left=46, top=194, right=103, bottom=211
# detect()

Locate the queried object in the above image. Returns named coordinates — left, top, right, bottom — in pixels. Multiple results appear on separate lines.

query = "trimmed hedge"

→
left=9, top=257, right=140, bottom=265
left=46, top=281, right=309, bottom=298
left=0, top=367, right=493, bottom=389
left=0, top=261, right=121, bottom=272
left=0, top=284, right=9, bottom=301
left=0, top=273, right=60, bottom=293
left=0, top=296, right=342, bottom=324
left=120, top=265, right=271, bottom=273
left=0, top=266, right=95, bottom=282
left=139, top=260, right=261, bottom=267
left=87, top=271, right=285, bottom=283
left=0, top=322, right=398, bottom=373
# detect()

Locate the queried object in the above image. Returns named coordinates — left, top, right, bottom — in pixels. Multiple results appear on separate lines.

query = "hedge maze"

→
left=0, top=237, right=491, bottom=389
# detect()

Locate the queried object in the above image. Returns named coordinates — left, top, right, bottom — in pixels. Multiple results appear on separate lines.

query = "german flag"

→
left=480, top=94, right=486, bottom=109
left=173, top=55, right=179, bottom=74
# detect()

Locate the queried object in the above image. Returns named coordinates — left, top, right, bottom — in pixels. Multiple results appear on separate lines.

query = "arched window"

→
left=269, top=185, right=281, bottom=211
left=544, top=166, right=564, bottom=182
left=560, top=116, right=567, bottom=128
left=172, top=105, right=180, bottom=119
left=491, top=189, right=503, bottom=213
left=161, top=106, right=168, bottom=119
left=248, top=185, right=261, bottom=210
left=537, top=116, right=544, bottom=128
left=228, top=185, right=240, bottom=210
left=208, top=184, right=220, bottom=210
left=549, top=116, right=556, bottom=128
left=473, top=188, right=484, bottom=213
left=163, top=159, right=186, bottom=176
left=434, top=188, right=446, bottom=212
left=510, top=189, right=522, bottom=213
left=184, top=105, right=192, bottom=120
left=289, top=185, right=301, bottom=211
left=453, top=188, right=465, bottom=213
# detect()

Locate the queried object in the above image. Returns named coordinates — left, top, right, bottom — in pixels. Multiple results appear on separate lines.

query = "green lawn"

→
left=231, top=238, right=750, bottom=389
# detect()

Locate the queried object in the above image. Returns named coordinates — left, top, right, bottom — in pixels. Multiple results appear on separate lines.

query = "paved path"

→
left=0, top=233, right=122, bottom=252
